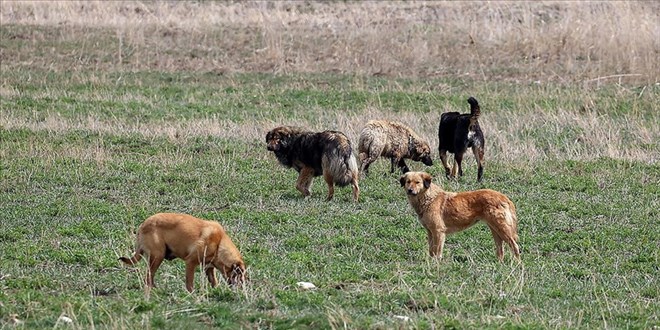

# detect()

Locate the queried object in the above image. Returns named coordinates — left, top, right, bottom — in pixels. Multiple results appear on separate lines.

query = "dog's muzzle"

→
left=407, top=188, right=417, bottom=196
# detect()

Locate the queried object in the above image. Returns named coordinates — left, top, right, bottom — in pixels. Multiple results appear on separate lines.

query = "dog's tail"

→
left=119, top=251, right=142, bottom=266
left=467, top=97, right=480, bottom=122
left=323, top=138, right=359, bottom=187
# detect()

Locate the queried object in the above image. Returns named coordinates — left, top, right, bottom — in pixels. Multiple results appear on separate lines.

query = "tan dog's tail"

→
left=119, top=249, right=143, bottom=266
left=467, top=97, right=481, bottom=122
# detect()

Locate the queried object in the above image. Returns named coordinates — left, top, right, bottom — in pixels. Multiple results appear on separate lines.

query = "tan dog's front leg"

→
left=430, top=230, right=446, bottom=259
left=205, top=266, right=218, bottom=287
left=184, top=260, right=198, bottom=293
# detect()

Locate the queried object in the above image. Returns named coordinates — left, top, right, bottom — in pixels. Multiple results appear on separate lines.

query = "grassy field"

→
left=1, top=1, right=659, bottom=329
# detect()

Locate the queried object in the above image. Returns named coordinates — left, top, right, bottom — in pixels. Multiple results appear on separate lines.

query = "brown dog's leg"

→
left=184, top=260, right=199, bottom=293
left=472, top=146, right=484, bottom=182
left=146, top=254, right=164, bottom=289
left=430, top=230, right=446, bottom=258
left=505, top=235, right=521, bottom=260
left=205, top=266, right=218, bottom=288
left=439, top=150, right=452, bottom=179
left=359, top=153, right=375, bottom=176
left=488, top=226, right=505, bottom=261
left=323, top=170, right=335, bottom=201
left=296, top=167, right=314, bottom=197
left=351, top=175, right=360, bottom=202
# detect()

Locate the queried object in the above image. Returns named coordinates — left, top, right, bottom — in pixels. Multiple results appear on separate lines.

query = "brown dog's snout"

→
left=266, top=140, right=279, bottom=151
left=407, top=188, right=416, bottom=195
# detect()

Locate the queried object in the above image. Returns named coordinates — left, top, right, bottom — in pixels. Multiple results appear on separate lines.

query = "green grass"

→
left=1, top=23, right=659, bottom=327
left=1, top=95, right=659, bottom=328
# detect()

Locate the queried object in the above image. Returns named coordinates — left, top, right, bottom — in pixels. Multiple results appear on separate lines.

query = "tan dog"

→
left=120, top=213, right=246, bottom=293
left=399, top=172, right=520, bottom=261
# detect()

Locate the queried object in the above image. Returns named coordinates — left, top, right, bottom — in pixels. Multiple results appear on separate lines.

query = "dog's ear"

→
left=399, top=175, right=407, bottom=187
left=422, top=172, right=432, bottom=188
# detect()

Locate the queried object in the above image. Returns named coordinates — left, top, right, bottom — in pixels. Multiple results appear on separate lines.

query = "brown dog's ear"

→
left=422, top=172, right=432, bottom=188
left=399, top=175, right=407, bottom=187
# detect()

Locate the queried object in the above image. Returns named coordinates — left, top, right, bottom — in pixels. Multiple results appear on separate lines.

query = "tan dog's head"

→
left=399, top=171, right=432, bottom=196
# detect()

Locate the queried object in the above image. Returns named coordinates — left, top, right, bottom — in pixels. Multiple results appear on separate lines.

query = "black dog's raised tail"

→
left=467, top=97, right=480, bottom=121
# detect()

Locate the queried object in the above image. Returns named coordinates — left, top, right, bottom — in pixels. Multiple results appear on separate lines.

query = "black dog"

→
left=266, top=126, right=360, bottom=202
left=438, top=97, right=485, bottom=182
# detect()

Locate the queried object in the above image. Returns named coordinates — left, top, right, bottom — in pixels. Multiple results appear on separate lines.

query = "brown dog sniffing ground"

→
left=400, top=172, right=520, bottom=261
left=119, top=213, right=246, bottom=293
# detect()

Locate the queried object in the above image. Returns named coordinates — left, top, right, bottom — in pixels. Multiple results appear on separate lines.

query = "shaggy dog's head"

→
left=399, top=171, right=432, bottom=196
left=411, top=143, right=434, bottom=166
left=266, top=126, right=296, bottom=151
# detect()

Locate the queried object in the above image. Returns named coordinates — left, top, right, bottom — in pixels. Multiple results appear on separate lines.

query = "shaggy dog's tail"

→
left=467, top=97, right=481, bottom=121
left=324, top=143, right=359, bottom=187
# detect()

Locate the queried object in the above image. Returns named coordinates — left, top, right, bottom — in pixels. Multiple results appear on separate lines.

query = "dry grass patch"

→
left=2, top=104, right=657, bottom=164
left=2, top=1, right=658, bottom=83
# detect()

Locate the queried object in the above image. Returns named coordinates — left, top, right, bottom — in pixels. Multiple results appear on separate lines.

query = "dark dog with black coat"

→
left=438, top=97, right=485, bottom=182
left=266, top=126, right=360, bottom=202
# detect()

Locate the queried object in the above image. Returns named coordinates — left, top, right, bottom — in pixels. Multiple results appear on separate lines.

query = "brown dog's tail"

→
left=467, top=97, right=480, bottom=122
left=119, top=249, right=143, bottom=266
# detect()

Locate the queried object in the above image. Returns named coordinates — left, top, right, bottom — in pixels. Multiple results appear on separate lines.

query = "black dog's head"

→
left=266, top=126, right=296, bottom=152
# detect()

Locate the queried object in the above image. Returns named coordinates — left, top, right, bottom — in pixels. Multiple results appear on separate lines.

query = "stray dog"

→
left=266, top=126, right=360, bottom=202
left=119, top=213, right=246, bottom=293
left=438, top=97, right=485, bottom=181
left=358, top=120, right=433, bottom=175
left=399, top=172, right=520, bottom=261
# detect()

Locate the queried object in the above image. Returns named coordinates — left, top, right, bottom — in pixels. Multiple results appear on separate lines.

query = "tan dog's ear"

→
left=399, top=174, right=407, bottom=187
left=422, top=172, right=432, bottom=188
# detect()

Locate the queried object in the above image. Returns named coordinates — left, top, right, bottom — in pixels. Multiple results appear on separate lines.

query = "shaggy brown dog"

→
left=119, top=213, right=246, bottom=293
left=358, top=120, right=433, bottom=175
left=438, top=97, right=485, bottom=181
left=266, top=126, right=360, bottom=202
left=400, top=172, right=520, bottom=261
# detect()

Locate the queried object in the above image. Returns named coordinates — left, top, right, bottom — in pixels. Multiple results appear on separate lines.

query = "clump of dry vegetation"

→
left=2, top=1, right=658, bottom=83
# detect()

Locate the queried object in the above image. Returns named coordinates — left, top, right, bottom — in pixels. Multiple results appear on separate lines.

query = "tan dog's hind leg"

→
left=296, top=167, right=314, bottom=197
left=488, top=225, right=505, bottom=261
left=184, top=260, right=199, bottom=293
left=146, top=254, right=164, bottom=289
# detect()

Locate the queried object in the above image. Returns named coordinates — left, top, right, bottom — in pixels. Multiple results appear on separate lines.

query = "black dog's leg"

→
left=472, top=146, right=484, bottom=182
left=439, top=149, right=451, bottom=179
left=454, top=153, right=464, bottom=178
